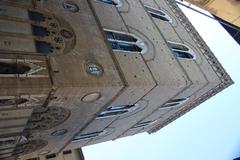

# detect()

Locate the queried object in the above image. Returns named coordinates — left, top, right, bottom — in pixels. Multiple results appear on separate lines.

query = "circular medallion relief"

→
left=62, top=1, right=79, bottom=12
left=81, top=92, right=101, bottom=103
left=85, top=62, right=104, bottom=77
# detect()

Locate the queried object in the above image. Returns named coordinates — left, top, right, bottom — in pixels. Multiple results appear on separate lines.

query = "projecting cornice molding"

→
left=148, top=0, right=234, bottom=133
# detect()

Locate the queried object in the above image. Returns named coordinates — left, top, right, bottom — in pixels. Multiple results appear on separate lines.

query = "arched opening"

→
left=162, top=98, right=188, bottom=108
left=0, top=98, right=28, bottom=106
left=0, top=62, right=31, bottom=74
left=168, top=42, right=196, bottom=59
left=72, top=130, right=107, bottom=142
left=144, top=5, right=172, bottom=23
left=96, top=0, right=123, bottom=7
left=104, top=29, right=147, bottom=54
left=97, top=104, right=138, bottom=119
left=131, top=120, right=156, bottom=129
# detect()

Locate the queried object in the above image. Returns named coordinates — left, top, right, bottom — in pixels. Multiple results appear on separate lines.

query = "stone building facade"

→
left=0, top=0, right=233, bottom=160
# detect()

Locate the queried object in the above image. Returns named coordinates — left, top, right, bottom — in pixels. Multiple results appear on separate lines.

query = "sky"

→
left=82, top=3, right=240, bottom=160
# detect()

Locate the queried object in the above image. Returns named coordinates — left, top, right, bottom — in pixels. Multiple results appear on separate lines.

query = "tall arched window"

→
left=162, top=98, right=188, bottom=108
left=168, top=41, right=196, bottom=59
left=144, top=5, right=172, bottom=23
left=96, top=104, right=138, bottom=119
left=0, top=98, right=28, bottom=107
left=0, top=62, right=31, bottom=75
left=96, top=0, right=123, bottom=7
left=131, top=120, right=156, bottom=129
left=0, top=59, right=47, bottom=78
left=72, top=130, right=107, bottom=142
left=104, top=29, right=147, bottom=54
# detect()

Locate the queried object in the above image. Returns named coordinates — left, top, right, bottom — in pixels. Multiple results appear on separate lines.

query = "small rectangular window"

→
left=63, top=150, right=72, bottom=155
left=46, top=154, right=56, bottom=159
left=27, top=158, right=40, bottom=160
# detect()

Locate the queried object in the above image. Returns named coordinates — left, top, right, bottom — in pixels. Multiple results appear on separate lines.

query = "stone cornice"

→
left=148, top=0, right=234, bottom=133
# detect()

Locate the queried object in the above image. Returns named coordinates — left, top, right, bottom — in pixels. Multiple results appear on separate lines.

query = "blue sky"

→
left=82, top=4, right=240, bottom=160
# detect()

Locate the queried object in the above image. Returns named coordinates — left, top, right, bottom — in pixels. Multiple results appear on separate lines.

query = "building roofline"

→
left=148, top=0, right=234, bottom=134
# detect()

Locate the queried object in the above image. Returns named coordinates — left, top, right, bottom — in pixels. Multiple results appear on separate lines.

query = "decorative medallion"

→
left=85, top=62, right=104, bottom=77
left=81, top=92, right=101, bottom=103
left=62, top=1, right=79, bottom=13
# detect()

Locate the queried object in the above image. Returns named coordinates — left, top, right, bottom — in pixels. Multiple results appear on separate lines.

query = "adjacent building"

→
left=182, top=0, right=240, bottom=28
left=178, top=0, right=240, bottom=45
left=26, top=149, right=85, bottom=160
left=0, top=0, right=233, bottom=160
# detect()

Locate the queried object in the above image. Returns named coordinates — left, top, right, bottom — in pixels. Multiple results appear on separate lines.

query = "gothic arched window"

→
left=131, top=120, right=156, bottom=129
left=104, top=29, right=147, bottom=54
left=0, top=98, right=28, bottom=107
left=0, top=62, right=31, bottom=75
left=144, top=5, right=172, bottom=23
left=168, top=42, right=196, bottom=59
left=72, top=130, right=107, bottom=142
left=96, top=0, right=123, bottom=7
left=97, top=104, right=138, bottom=119
left=162, top=98, right=188, bottom=108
